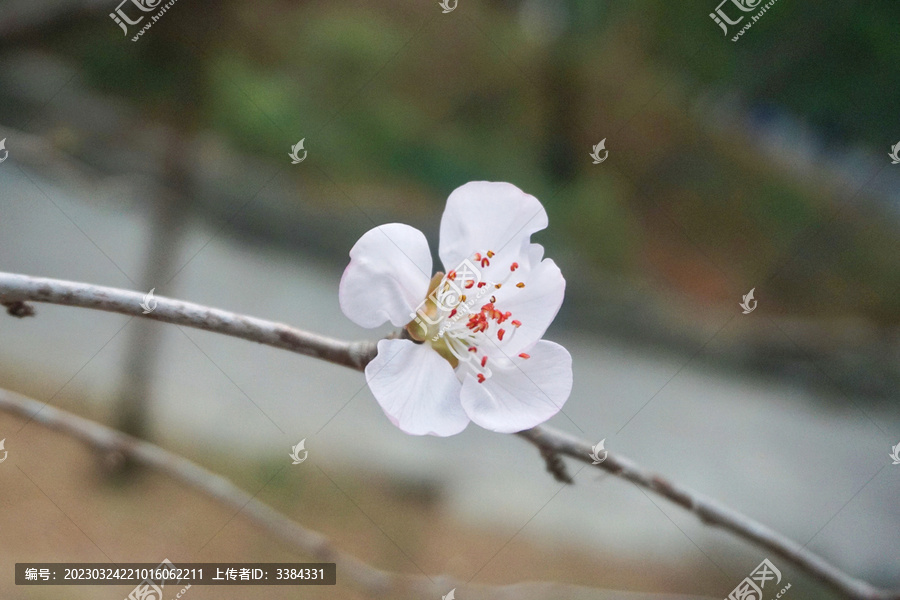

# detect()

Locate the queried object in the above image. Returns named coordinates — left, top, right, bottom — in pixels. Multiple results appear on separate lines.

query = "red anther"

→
left=510, top=262, right=519, bottom=271
left=449, top=309, right=457, bottom=318
left=511, top=319, right=522, bottom=327
left=481, top=258, right=490, bottom=268
left=477, top=374, right=486, bottom=383
left=518, top=353, right=530, bottom=359
left=464, top=280, right=474, bottom=289
left=487, top=250, right=495, bottom=258
left=490, top=295, right=496, bottom=304
left=481, top=302, right=494, bottom=312
left=497, top=328, right=506, bottom=341
left=516, top=282, right=525, bottom=288
left=477, top=281, right=486, bottom=288
left=474, top=252, right=482, bottom=261
left=468, top=346, right=477, bottom=353
left=481, top=356, right=488, bottom=367
left=447, top=270, right=457, bottom=281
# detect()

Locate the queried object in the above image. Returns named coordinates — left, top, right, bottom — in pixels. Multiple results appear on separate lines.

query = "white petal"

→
left=439, top=182, right=548, bottom=273
left=339, top=224, right=433, bottom=328
left=365, top=339, right=469, bottom=437
left=460, top=340, right=572, bottom=433
left=483, top=258, right=565, bottom=358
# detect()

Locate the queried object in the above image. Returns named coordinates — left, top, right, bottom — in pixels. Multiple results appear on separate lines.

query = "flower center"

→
left=406, top=250, right=530, bottom=383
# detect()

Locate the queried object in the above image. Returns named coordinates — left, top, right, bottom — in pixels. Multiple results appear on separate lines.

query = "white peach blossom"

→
left=339, top=181, right=572, bottom=436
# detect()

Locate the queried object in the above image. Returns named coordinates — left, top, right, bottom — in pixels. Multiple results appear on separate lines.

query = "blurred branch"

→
left=2, top=271, right=899, bottom=600
left=0, top=387, right=668, bottom=600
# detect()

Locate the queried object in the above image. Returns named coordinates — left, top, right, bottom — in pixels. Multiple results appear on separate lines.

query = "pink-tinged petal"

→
left=339, top=224, right=433, bottom=328
left=460, top=340, right=572, bottom=433
left=483, top=258, right=565, bottom=357
left=439, top=182, right=548, bottom=273
left=365, top=339, right=469, bottom=437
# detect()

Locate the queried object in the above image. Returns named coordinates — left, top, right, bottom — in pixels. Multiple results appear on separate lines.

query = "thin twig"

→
left=0, top=387, right=664, bottom=600
left=1, top=271, right=898, bottom=599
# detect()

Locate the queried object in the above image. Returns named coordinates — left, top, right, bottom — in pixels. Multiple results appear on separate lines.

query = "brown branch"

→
left=2, top=271, right=898, bottom=599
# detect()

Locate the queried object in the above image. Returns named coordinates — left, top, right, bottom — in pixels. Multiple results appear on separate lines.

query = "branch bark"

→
left=2, top=271, right=898, bottom=600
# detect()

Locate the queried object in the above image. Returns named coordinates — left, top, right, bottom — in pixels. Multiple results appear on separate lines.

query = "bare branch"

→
left=516, top=427, right=900, bottom=600
left=2, top=271, right=898, bottom=599
left=0, top=272, right=377, bottom=370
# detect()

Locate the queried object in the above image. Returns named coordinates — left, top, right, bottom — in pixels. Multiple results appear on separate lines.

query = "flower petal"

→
left=365, top=339, right=470, bottom=436
left=439, top=182, right=548, bottom=273
left=460, top=340, right=572, bottom=433
left=339, top=224, right=433, bottom=328
left=484, top=257, right=565, bottom=357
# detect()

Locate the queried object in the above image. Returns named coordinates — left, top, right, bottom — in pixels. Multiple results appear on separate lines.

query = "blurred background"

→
left=0, top=0, right=898, bottom=598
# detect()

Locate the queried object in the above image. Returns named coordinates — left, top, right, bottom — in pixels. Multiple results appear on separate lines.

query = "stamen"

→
left=510, top=262, right=519, bottom=271
left=477, top=374, right=486, bottom=383
left=497, top=328, right=505, bottom=341
left=481, top=258, right=490, bottom=268
left=481, top=356, right=488, bottom=367
left=511, top=319, right=521, bottom=327
left=447, top=270, right=457, bottom=281
left=518, top=353, right=530, bottom=359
